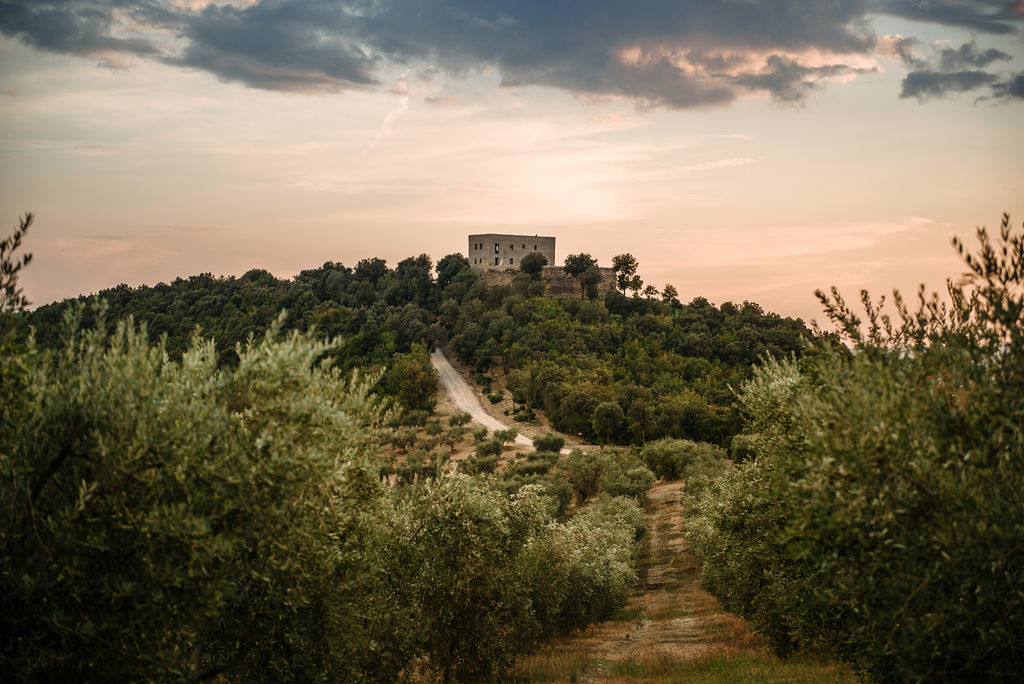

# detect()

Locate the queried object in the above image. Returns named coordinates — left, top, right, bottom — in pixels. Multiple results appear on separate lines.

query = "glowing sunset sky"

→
left=2, top=0, right=1022, bottom=324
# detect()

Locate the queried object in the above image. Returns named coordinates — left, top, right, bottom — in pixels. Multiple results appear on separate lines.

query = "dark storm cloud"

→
left=1, top=1, right=1021, bottom=106
left=875, top=0, right=1023, bottom=34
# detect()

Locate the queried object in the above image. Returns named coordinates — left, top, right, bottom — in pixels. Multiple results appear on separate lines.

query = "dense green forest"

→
left=25, top=249, right=810, bottom=446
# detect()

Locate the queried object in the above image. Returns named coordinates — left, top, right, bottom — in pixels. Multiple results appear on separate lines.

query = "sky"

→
left=1, top=0, right=1023, bottom=325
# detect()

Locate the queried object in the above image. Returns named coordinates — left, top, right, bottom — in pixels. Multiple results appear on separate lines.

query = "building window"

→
left=534, top=244, right=537, bottom=250
left=494, top=243, right=499, bottom=253
left=510, top=257, right=514, bottom=265
left=509, top=243, right=514, bottom=250
left=522, top=244, right=525, bottom=250
left=494, top=257, right=500, bottom=266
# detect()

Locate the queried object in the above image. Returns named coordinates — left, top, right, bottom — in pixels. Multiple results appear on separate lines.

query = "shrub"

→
left=728, top=433, right=759, bottom=463
left=448, top=411, right=472, bottom=427
left=473, top=426, right=489, bottom=442
left=597, top=450, right=656, bottom=503
left=563, top=449, right=602, bottom=503
left=533, top=432, right=566, bottom=453
left=475, top=438, right=503, bottom=458
left=488, top=391, right=504, bottom=404
left=459, top=453, right=500, bottom=475
left=640, top=438, right=726, bottom=480
left=494, top=427, right=519, bottom=445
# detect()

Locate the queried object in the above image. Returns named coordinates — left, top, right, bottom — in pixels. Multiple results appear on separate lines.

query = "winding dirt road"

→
left=430, top=349, right=535, bottom=448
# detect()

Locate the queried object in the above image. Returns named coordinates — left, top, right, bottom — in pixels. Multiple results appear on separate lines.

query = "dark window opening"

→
left=510, top=257, right=514, bottom=265
left=494, top=257, right=500, bottom=265
left=494, top=243, right=499, bottom=253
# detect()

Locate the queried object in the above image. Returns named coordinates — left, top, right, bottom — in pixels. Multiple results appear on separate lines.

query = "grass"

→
left=509, top=643, right=590, bottom=683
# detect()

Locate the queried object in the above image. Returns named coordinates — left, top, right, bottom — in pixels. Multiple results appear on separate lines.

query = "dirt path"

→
left=431, top=349, right=534, bottom=448
left=576, top=482, right=746, bottom=681
left=514, top=481, right=780, bottom=683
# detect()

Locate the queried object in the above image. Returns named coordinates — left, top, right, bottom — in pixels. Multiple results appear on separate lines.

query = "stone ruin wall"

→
left=479, top=265, right=617, bottom=298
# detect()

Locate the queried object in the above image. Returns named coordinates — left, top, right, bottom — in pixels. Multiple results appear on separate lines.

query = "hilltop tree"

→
left=611, top=253, right=639, bottom=295
left=519, top=252, right=548, bottom=279
left=436, top=253, right=472, bottom=290
left=563, top=253, right=597, bottom=299
left=580, top=265, right=603, bottom=301
left=662, top=284, right=679, bottom=305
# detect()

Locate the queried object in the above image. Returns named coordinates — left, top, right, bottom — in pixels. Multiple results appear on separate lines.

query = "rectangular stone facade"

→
left=468, top=234, right=556, bottom=271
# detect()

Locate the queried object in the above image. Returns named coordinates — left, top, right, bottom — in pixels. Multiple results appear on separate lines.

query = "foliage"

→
left=0, top=313, right=401, bottom=681
left=611, top=253, right=641, bottom=295
left=0, top=212, right=32, bottom=314
left=687, top=213, right=1024, bottom=681
left=520, top=252, right=548, bottom=278
left=597, top=450, right=656, bottom=504
left=561, top=448, right=654, bottom=505
left=383, top=342, right=438, bottom=412
left=494, top=427, right=519, bottom=445
left=564, top=449, right=603, bottom=503
left=640, top=438, right=727, bottom=481
left=533, top=432, right=566, bottom=453
left=26, top=256, right=439, bottom=402
left=562, top=253, right=598, bottom=299
left=592, top=401, right=624, bottom=444
left=449, top=410, right=472, bottom=427
left=445, top=287, right=809, bottom=446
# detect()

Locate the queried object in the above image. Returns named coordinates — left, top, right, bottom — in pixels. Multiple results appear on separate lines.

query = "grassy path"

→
left=512, top=482, right=857, bottom=683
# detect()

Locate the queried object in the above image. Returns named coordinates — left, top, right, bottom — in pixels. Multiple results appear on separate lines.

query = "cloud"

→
left=1, top=1, right=1022, bottom=108
left=874, top=0, right=1023, bottom=35
left=0, top=1, right=161, bottom=60
left=935, top=41, right=1011, bottom=70
left=890, top=39, right=1018, bottom=100
left=901, top=70, right=1001, bottom=99
left=991, top=71, right=1024, bottom=99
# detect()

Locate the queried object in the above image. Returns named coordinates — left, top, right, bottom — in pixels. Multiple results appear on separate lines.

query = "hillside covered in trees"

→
left=25, top=250, right=811, bottom=446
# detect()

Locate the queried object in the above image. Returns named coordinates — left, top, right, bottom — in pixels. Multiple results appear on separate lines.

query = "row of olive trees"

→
left=0, top=316, right=646, bottom=682
left=685, top=214, right=1023, bottom=681
left=0, top=218, right=646, bottom=681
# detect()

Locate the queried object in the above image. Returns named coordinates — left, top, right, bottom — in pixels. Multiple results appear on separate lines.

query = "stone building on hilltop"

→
left=468, top=234, right=556, bottom=271
left=466, top=232, right=616, bottom=297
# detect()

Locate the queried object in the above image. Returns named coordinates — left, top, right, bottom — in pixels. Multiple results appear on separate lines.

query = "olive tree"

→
left=687, top=213, right=1024, bottom=681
